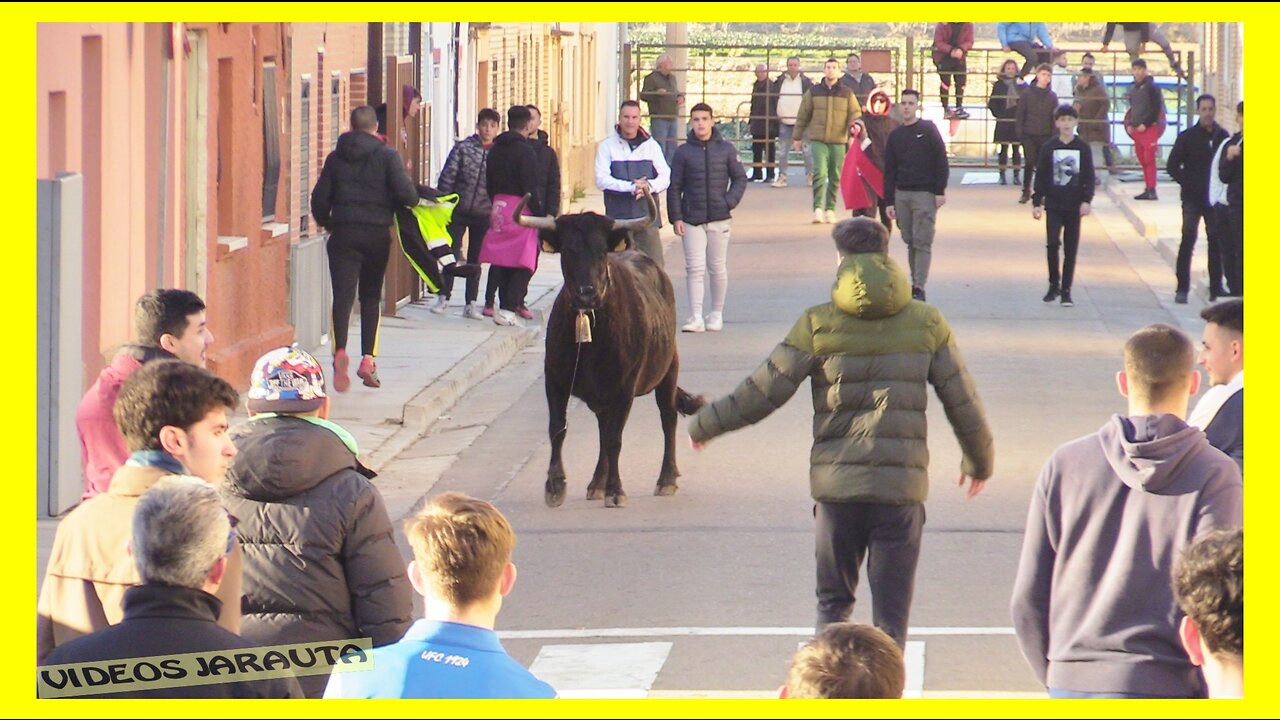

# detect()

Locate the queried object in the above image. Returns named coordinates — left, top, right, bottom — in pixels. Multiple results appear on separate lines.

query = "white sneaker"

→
left=493, top=309, right=523, bottom=327
left=771, top=176, right=788, bottom=188
left=429, top=295, right=449, bottom=314
left=681, top=316, right=706, bottom=333
left=462, top=302, right=483, bottom=320
left=812, top=207, right=824, bottom=224
left=824, top=209, right=837, bottom=224
left=705, top=312, right=724, bottom=332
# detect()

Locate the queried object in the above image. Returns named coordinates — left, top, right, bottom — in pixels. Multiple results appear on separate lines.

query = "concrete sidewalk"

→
left=1103, top=170, right=1226, bottom=306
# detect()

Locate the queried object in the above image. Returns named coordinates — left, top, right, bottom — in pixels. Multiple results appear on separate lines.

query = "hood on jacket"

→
left=225, top=416, right=363, bottom=502
left=684, top=127, right=724, bottom=144
left=535, top=129, right=550, bottom=146
left=613, top=125, right=652, bottom=143
left=1099, top=413, right=1206, bottom=492
left=335, top=130, right=387, bottom=162
left=831, top=252, right=912, bottom=320
left=494, top=129, right=530, bottom=147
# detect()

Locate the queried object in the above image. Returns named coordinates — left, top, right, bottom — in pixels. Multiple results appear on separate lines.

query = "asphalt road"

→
left=374, top=168, right=1201, bottom=698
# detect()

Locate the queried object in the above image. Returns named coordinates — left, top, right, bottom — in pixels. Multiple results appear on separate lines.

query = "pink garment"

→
left=840, top=138, right=885, bottom=212
left=479, top=194, right=540, bottom=272
left=75, top=351, right=143, bottom=501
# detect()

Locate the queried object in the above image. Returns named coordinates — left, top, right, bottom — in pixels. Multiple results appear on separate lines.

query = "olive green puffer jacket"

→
left=689, top=252, right=993, bottom=504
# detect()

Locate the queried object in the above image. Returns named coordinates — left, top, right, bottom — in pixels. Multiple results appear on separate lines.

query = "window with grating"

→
left=331, top=73, right=341, bottom=152
left=299, top=76, right=310, bottom=236
left=262, top=60, right=282, bottom=221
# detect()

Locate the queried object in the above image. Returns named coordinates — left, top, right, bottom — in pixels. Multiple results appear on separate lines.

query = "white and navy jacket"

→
left=594, top=127, right=671, bottom=226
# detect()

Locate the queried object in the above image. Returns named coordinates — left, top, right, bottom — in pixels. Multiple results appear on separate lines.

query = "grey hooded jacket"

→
left=1011, top=413, right=1243, bottom=696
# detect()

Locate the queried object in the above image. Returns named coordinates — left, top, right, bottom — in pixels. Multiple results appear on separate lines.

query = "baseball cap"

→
left=246, top=344, right=328, bottom=414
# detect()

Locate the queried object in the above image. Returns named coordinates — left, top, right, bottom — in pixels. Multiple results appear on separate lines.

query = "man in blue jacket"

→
left=668, top=103, right=748, bottom=333
left=998, top=22, right=1057, bottom=78
left=323, top=493, right=557, bottom=699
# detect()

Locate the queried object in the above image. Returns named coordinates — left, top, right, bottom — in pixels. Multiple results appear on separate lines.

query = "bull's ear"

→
left=608, top=227, right=633, bottom=253
left=539, top=229, right=560, bottom=254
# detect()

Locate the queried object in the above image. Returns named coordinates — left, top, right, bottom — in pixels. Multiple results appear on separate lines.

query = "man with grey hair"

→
left=641, top=53, right=684, bottom=164
left=771, top=56, right=814, bottom=187
left=41, top=477, right=304, bottom=698
left=690, top=217, right=993, bottom=646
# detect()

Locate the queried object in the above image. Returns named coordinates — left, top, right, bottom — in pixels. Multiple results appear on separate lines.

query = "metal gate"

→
left=628, top=41, right=1194, bottom=170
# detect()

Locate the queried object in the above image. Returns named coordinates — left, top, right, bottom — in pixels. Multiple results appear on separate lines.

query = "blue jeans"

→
left=649, top=117, right=680, bottom=165
left=776, top=122, right=813, bottom=179
left=1048, top=688, right=1186, bottom=699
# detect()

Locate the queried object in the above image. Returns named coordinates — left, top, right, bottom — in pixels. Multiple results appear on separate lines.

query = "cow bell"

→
left=575, top=310, right=593, bottom=344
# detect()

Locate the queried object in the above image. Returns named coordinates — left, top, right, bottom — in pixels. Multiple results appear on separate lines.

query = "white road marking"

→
left=904, top=640, right=926, bottom=698
left=499, top=626, right=1015, bottom=640
left=960, top=171, right=1001, bottom=185
left=529, top=641, right=672, bottom=699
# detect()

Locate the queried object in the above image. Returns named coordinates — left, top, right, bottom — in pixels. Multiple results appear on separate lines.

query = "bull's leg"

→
left=586, top=417, right=610, bottom=501
left=653, top=358, right=681, bottom=496
left=545, top=375, right=570, bottom=508
left=600, top=397, right=634, bottom=509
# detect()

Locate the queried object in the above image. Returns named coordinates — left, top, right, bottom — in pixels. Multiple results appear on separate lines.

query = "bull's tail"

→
left=675, top=388, right=707, bottom=416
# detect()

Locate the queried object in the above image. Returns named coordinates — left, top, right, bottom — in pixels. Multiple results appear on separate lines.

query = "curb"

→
left=365, top=319, right=542, bottom=472
left=1104, top=181, right=1217, bottom=304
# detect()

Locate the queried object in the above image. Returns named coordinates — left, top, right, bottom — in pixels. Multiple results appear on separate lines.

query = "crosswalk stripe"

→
left=528, top=641, right=673, bottom=698
left=499, top=626, right=1015, bottom=640
left=904, top=641, right=926, bottom=699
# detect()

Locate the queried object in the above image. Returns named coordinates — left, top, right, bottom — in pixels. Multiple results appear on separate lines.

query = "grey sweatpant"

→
left=815, top=500, right=926, bottom=649
left=894, top=190, right=939, bottom=289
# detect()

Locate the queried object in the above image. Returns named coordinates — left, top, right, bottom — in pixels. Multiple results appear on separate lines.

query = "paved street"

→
left=37, top=165, right=1218, bottom=699
left=370, top=168, right=1213, bottom=697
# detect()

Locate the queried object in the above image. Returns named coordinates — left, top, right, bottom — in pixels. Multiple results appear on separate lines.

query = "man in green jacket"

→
left=689, top=217, right=994, bottom=647
left=794, top=58, right=863, bottom=225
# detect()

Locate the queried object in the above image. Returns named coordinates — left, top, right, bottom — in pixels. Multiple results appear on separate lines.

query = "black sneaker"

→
left=1043, top=285, right=1060, bottom=303
left=1018, top=191, right=1031, bottom=204
left=911, top=286, right=926, bottom=301
left=1174, top=290, right=1189, bottom=304
left=954, top=108, right=970, bottom=119
left=1134, top=189, right=1158, bottom=201
left=1060, top=290, right=1074, bottom=307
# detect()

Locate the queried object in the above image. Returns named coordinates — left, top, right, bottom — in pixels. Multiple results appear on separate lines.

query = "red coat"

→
left=841, top=137, right=885, bottom=212
left=932, top=23, right=975, bottom=65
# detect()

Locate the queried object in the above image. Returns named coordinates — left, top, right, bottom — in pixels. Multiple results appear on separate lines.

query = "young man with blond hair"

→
left=780, top=622, right=905, bottom=699
left=324, top=492, right=556, bottom=699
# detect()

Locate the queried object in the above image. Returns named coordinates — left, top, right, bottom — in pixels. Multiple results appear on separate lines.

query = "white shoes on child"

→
left=682, top=312, right=723, bottom=333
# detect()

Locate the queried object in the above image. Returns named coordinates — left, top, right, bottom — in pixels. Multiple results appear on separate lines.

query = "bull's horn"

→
left=514, top=193, right=557, bottom=230
left=612, top=188, right=658, bottom=233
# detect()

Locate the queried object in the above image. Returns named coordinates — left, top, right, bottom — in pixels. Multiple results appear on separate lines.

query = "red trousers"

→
left=1130, top=123, right=1162, bottom=189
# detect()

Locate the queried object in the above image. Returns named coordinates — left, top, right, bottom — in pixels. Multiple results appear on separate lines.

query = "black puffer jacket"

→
left=222, top=416, right=412, bottom=698
left=667, top=127, right=748, bottom=227
left=310, top=130, right=417, bottom=228
left=486, top=130, right=543, bottom=215
left=437, top=134, right=492, bottom=218
left=532, top=130, right=562, bottom=216
left=1015, top=83, right=1058, bottom=140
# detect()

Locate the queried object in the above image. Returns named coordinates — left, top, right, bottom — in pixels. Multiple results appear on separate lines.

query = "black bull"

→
left=514, top=194, right=704, bottom=508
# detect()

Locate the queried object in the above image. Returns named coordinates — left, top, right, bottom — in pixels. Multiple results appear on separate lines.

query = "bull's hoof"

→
left=545, top=485, right=566, bottom=508
left=604, top=492, right=629, bottom=508
left=586, top=487, right=604, bottom=501
left=654, top=483, right=678, bottom=497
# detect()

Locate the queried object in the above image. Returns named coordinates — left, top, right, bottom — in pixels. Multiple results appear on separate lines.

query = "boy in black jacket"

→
left=1032, top=105, right=1094, bottom=307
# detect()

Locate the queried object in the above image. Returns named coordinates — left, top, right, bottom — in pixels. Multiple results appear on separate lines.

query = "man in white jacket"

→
left=595, top=100, right=671, bottom=267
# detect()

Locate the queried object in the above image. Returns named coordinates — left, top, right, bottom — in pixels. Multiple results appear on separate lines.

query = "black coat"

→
left=749, top=78, right=778, bottom=139
left=1015, top=83, right=1058, bottom=140
left=41, top=585, right=304, bottom=699
left=987, top=77, right=1025, bottom=144
left=437, top=135, right=492, bottom=218
left=532, top=130, right=562, bottom=216
left=222, top=416, right=413, bottom=699
left=1167, top=122, right=1229, bottom=206
left=667, top=127, right=748, bottom=227
left=1204, top=388, right=1243, bottom=471
left=486, top=130, right=543, bottom=215
left=311, top=130, right=418, bottom=228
